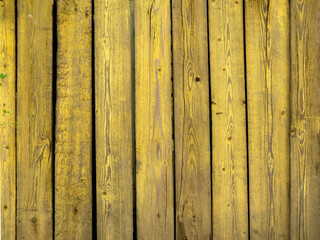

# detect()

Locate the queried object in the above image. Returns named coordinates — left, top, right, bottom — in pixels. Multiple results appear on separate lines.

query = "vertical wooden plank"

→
left=55, top=1, right=92, bottom=239
left=172, top=0, right=211, bottom=239
left=0, top=0, right=15, bottom=239
left=94, top=0, right=133, bottom=239
left=208, top=0, right=248, bottom=239
left=245, top=0, right=290, bottom=239
left=16, top=0, right=53, bottom=239
left=290, top=1, right=320, bottom=239
left=135, top=0, right=174, bottom=239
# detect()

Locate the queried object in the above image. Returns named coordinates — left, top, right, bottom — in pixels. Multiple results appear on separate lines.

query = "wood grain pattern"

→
left=245, top=0, right=290, bottom=239
left=0, top=0, right=16, bottom=239
left=209, top=0, right=248, bottom=239
left=55, top=1, right=92, bottom=239
left=172, top=0, right=212, bottom=239
left=94, top=0, right=133, bottom=239
left=135, top=0, right=174, bottom=239
left=17, top=0, right=53, bottom=239
left=290, top=1, right=320, bottom=239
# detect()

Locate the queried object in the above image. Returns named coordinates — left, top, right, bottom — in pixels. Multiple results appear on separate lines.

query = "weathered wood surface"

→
left=209, top=0, right=248, bottom=239
left=16, top=0, right=53, bottom=239
left=0, top=0, right=16, bottom=239
left=172, top=0, right=212, bottom=239
left=55, top=1, right=92, bottom=239
left=135, top=0, right=174, bottom=239
left=94, top=0, right=133, bottom=239
left=245, top=0, right=290, bottom=239
left=1, top=1, right=320, bottom=239
left=290, top=0, right=320, bottom=239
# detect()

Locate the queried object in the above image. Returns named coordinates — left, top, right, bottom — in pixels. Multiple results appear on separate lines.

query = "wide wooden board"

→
left=209, top=0, right=248, bottom=239
left=55, top=1, right=92, bottom=239
left=172, top=0, right=212, bottom=239
left=94, top=0, right=133, bottom=239
left=245, top=0, right=290, bottom=239
left=290, top=0, right=320, bottom=239
left=17, top=0, right=53, bottom=239
left=135, top=0, right=174, bottom=239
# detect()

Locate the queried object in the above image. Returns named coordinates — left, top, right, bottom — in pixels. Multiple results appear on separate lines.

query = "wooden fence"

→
left=1, top=0, right=319, bottom=239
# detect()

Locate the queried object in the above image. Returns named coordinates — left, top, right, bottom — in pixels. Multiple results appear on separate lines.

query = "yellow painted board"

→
left=208, top=0, right=248, bottom=239
left=94, top=0, right=133, bottom=239
left=0, top=0, right=15, bottom=239
left=135, top=0, right=174, bottom=239
left=245, top=0, right=290, bottom=239
left=16, top=0, right=53, bottom=239
left=55, top=1, right=92, bottom=239
left=290, top=1, right=320, bottom=239
left=172, top=0, right=212, bottom=239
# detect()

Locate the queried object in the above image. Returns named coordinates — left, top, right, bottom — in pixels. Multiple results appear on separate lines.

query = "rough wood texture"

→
left=55, top=1, right=92, bottom=239
left=0, top=0, right=16, bottom=239
left=16, top=0, right=53, bottom=239
left=245, top=0, right=290, bottom=239
left=172, top=0, right=212, bottom=239
left=135, top=0, right=174, bottom=239
left=209, top=0, right=248, bottom=239
left=94, top=0, right=133, bottom=239
left=290, top=1, right=320, bottom=239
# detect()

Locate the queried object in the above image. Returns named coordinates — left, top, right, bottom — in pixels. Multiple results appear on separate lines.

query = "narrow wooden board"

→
left=290, top=1, right=320, bottom=239
left=208, top=0, right=248, bottom=239
left=135, top=0, right=174, bottom=239
left=0, top=0, right=16, bottom=239
left=94, top=0, right=133, bottom=239
left=245, top=0, right=290, bottom=239
left=172, top=0, right=212, bottom=239
left=55, top=1, right=92, bottom=239
left=16, top=0, right=53, bottom=239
